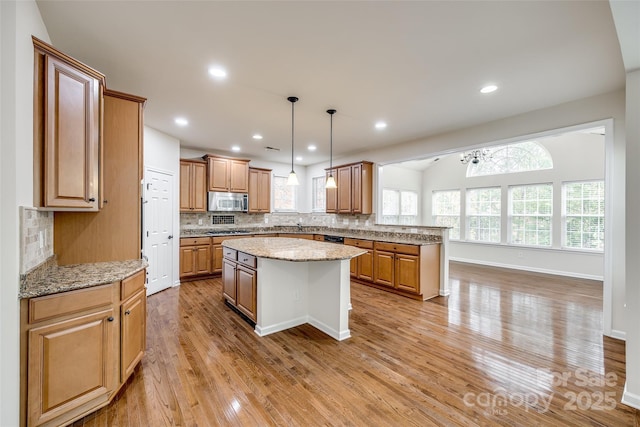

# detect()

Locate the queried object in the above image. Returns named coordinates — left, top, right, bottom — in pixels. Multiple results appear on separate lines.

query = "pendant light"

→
left=286, top=96, right=299, bottom=186
left=325, top=109, right=337, bottom=189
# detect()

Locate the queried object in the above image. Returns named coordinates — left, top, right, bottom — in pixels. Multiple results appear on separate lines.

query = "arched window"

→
left=466, top=140, right=553, bottom=177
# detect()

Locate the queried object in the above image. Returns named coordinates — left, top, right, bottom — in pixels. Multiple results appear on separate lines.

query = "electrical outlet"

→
left=355, top=219, right=359, bottom=225
left=343, top=219, right=349, bottom=225
left=39, top=231, right=44, bottom=249
left=365, top=220, right=370, bottom=226
left=264, top=216, right=269, bottom=224
left=198, top=218, right=203, bottom=225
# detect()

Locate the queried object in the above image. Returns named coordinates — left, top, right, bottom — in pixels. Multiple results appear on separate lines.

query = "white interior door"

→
left=144, top=169, right=173, bottom=295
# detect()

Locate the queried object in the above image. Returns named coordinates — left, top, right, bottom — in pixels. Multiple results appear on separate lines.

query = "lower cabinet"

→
left=347, top=239, right=440, bottom=301
left=222, top=248, right=257, bottom=322
left=213, top=235, right=253, bottom=274
left=21, top=269, right=147, bottom=427
left=180, top=237, right=212, bottom=279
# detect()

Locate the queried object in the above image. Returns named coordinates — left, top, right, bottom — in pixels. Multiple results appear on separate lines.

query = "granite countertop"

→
left=181, top=226, right=443, bottom=246
left=223, top=237, right=366, bottom=262
left=20, top=257, right=148, bottom=299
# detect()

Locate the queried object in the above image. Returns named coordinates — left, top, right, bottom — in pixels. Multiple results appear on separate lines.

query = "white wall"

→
left=144, top=127, right=181, bottom=286
left=0, top=1, right=50, bottom=425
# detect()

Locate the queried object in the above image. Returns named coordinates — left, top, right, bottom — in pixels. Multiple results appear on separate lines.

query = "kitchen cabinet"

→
left=21, top=270, right=146, bottom=427
left=248, top=167, right=271, bottom=213
left=345, top=238, right=374, bottom=282
left=33, top=37, right=105, bottom=211
left=205, top=155, right=250, bottom=193
left=371, top=242, right=440, bottom=299
left=325, top=161, right=373, bottom=214
left=54, top=89, right=146, bottom=265
left=180, top=237, right=212, bottom=279
left=180, top=160, right=207, bottom=212
left=222, top=248, right=257, bottom=322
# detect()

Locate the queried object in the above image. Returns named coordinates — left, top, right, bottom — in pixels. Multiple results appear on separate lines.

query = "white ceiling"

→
left=36, top=0, right=625, bottom=166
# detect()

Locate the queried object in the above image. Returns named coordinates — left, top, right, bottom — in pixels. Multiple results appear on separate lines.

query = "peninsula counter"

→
left=222, top=237, right=366, bottom=340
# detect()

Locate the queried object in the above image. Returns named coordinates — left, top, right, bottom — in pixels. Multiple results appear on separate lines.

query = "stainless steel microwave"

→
left=208, top=192, right=248, bottom=212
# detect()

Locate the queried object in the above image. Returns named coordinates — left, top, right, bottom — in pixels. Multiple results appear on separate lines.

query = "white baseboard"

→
left=450, top=257, right=604, bottom=281
left=607, top=329, right=626, bottom=341
left=308, top=317, right=351, bottom=341
left=255, top=316, right=307, bottom=337
left=622, top=382, right=640, bottom=410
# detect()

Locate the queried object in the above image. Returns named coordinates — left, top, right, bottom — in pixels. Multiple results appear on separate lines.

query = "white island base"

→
left=255, top=258, right=352, bottom=340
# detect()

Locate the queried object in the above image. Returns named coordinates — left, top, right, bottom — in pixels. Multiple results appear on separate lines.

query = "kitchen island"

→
left=222, top=237, right=366, bottom=340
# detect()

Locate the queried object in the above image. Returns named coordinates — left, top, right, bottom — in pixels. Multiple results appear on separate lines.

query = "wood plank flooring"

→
left=72, top=262, right=637, bottom=426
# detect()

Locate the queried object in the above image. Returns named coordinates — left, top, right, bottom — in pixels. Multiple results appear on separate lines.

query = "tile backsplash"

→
left=20, top=207, right=54, bottom=273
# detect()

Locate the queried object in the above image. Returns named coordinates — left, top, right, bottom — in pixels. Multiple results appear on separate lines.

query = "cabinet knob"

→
left=88, top=198, right=96, bottom=202
left=107, top=316, right=114, bottom=322
left=125, top=310, right=131, bottom=315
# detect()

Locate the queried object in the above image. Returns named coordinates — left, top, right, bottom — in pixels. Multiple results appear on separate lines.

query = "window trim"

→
left=432, top=189, right=461, bottom=240
left=272, top=175, right=298, bottom=213
left=311, top=175, right=326, bottom=212
left=507, top=182, right=553, bottom=247
left=561, top=179, right=605, bottom=252
left=465, top=186, right=501, bottom=243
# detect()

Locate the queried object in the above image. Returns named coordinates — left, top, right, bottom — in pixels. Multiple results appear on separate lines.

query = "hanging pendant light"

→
left=287, top=96, right=299, bottom=186
left=325, top=109, right=337, bottom=189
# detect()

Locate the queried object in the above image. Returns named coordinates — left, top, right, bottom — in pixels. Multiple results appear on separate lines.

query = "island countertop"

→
left=222, top=237, right=366, bottom=262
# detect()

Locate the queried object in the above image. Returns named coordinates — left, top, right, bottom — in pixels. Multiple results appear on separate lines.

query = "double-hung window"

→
left=509, top=184, right=552, bottom=247
left=381, top=189, right=418, bottom=225
left=466, top=187, right=501, bottom=243
left=311, top=176, right=326, bottom=211
left=432, top=190, right=461, bottom=240
left=563, top=180, right=604, bottom=250
left=273, top=175, right=297, bottom=212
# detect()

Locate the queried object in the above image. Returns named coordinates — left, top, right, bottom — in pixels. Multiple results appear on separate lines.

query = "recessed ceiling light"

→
left=252, top=134, right=263, bottom=140
left=208, top=66, right=227, bottom=79
left=231, top=145, right=241, bottom=152
left=174, top=117, right=188, bottom=126
left=480, top=85, right=498, bottom=94
left=375, top=121, right=387, bottom=130
left=308, top=144, right=317, bottom=151
left=296, top=156, right=303, bottom=161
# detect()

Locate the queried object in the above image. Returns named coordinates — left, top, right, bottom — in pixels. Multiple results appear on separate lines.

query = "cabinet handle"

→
left=107, top=316, right=114, bottom=322
left=125, top=310, right=131, bottom=315
left=89, top=198, right=96, bottom=202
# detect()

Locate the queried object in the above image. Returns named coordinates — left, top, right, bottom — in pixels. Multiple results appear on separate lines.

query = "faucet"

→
left=297, top=222, right=302, bottom=231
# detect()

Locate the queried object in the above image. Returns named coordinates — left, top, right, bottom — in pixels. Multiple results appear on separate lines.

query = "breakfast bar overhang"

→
left=222, top=237, right=366, bottom=340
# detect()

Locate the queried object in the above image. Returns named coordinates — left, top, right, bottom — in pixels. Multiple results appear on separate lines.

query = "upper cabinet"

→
left=248, top=167, right=271, bottom=213
left=326, top=161, right=373, bottom=215
left=180, top=160, right=207, bottom=212
left=33, top=36, right=105, bottom=211
left=204, top=155, right=249, bottom=193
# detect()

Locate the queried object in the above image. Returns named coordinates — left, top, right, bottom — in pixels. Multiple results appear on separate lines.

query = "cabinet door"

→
left=395, top=253, right=420, bottom=294
left=28, top=309, right=116, bottom=426
left=208, top=157, right=230, bottom=191
left=230, top=160, right=249, bottom=193
left=351, top=163, right=362, bottom=213
left=179, top=161, right=192, bottom=212
left=373, top=250, right=394, bottom=288
left=258, top=170, right=271, bottom=212
left=44, top=56, right=100, bottom=210
left=248, top=169, right=260, bottom=212
left=337, top=166, right=352, bottom=213
left=213, top=244, right=223, bottom=273
left=325, top=169, right=338, bottom=213
left=192, top=162, right=207, bottom=211
left=358, top=249, right=374, bottom=282
left=121, top=289, right=146, bottom=382
left=194, top=245, right=212, bottom=275
left=179, top=246, right=196, bottom=277
left=222, top=259, right=237, bottom=304
left=236, top=265, right=257, bottom=321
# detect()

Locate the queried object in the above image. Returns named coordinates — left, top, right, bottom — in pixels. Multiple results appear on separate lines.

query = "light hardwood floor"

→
left=72, top=262, right=638, bottom=426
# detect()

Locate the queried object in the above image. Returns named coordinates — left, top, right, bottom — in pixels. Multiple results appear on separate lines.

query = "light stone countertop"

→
left=223, top=237, right=366, bottom=262
left=20, top=257, right=148, bottom=299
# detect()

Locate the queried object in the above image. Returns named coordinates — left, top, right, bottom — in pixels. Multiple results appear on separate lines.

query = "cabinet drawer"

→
left=180, top=237, right=211, bottom=247
left=238, top=252, right=257, bottom=269
left=29, top=283, right=114, bottom=324
left=344, top=238, right=374, bottom=249
left=223, top=248, right=237, bottom=260
left=374, top=241, right=420, bottom=255
left=121, top=270, right=146, bottom=301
